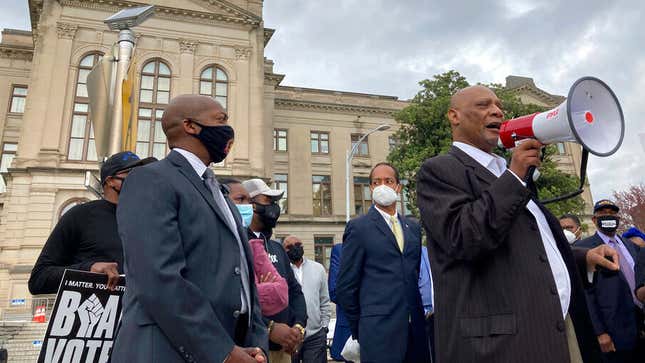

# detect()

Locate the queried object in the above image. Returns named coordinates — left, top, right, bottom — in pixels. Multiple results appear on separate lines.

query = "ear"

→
left=447, top=108, right=460, bottom=127
left=183, top=119, right=199, bottom=135
left=591, top=216, right=597, bottom=224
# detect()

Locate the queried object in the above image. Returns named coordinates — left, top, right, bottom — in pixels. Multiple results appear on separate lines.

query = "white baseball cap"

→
left=242, top=178, right=284, bottom=200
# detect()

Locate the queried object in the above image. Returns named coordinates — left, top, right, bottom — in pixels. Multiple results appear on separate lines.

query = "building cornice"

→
left=274, top=98, right=400, bottom=117
left=264, top=28, right=275, bottom=47
left=508, top=84, right=564, bottom=107
left=265, top=72, right=285, bottom=87
left=50, top=0, right=261, bottom=28
left=0, top=45, right=34, bottom=61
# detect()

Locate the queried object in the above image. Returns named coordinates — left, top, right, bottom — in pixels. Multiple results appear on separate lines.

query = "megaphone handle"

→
left=525, top=166, right=538, bottom=196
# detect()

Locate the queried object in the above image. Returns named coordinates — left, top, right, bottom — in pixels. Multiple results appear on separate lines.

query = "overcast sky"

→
left=2, top=0, right=643, bottom=201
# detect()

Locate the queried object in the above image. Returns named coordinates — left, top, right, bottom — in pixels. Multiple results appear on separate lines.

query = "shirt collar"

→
left=374, top=205, right=398, bottom=223
left=597, top=231, right=619, bottom=244
left=453, top=141, right=506, bottom=176
left=174, top=148, right=208, bottom=180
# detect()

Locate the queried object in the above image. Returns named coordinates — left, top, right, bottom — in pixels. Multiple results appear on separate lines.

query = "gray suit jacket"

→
left=111, top=150, right=267, bottom=363
left=416, top=146, right=600, bottom=363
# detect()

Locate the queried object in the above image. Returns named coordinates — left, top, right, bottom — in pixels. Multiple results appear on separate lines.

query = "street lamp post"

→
left=345, top=124, right=391, bottom=222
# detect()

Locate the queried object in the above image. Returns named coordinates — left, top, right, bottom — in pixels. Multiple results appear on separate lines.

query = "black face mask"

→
left=287, top=244, right=304, bottom=263
left=254, top=202, right=281, bottom=229
left=190, top=120, right=234, bottom=164
left=596, top=215, right=620, bottom=234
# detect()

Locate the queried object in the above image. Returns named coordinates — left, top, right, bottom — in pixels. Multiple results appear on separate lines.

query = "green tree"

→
left=389, top=70, right=585, bottom=217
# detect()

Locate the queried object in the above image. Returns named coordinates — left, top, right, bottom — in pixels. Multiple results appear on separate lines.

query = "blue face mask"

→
left=236, top=204, right=254, bottom=227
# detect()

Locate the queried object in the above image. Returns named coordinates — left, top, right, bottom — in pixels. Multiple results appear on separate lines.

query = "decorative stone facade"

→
left=0, top=0, right=593, bottom=314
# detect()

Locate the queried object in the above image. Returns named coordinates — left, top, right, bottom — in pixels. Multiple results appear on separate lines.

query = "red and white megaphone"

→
left=499, top=76, right=625, bottom=156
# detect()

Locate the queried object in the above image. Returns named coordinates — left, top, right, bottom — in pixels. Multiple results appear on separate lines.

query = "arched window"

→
left=199, top=65, right=228, bottom=109
left=136, top=59, right=171, bottom=160
left=58, top=198, right=90, bottom=219
left=67, top=53, right=103, bottom=161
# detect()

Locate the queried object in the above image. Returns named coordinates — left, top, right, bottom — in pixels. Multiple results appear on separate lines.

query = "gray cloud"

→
left=264, top=0, right=645, bottom=201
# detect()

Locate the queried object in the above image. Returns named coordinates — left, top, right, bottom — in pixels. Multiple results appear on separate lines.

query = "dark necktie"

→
left=202, top=168, right=251, bottom=317
left=608, top=238, right=642, bottom=308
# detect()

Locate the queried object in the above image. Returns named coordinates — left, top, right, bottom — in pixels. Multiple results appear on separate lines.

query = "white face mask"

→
left=563, top=229, right=577, bottom=245
left=372, top=185, right=398, bottom=207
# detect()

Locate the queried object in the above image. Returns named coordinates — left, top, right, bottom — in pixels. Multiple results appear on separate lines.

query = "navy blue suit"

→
left=329, top=243, right=352, bottom=361
left=336, top=206, right=430, bottom=363
left=576, top=233, right=641, bottom=353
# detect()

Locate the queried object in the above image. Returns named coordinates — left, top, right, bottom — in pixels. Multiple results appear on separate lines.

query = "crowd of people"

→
left=27, top=91, right=645, bottom=363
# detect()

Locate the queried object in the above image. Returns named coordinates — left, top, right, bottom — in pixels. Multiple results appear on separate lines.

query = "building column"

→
left=178, top=39, right=197, bottom=94
left=38, top=22, right=78, bottom=161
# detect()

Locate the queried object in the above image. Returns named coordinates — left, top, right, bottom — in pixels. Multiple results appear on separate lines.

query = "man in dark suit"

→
left=336, top=162, right=430, bottom=363
left=416, top=85, right=620, bottom=363
left=112, top=95, right=267, bottom=363
left=328, top=243, right=352, bottom=362
left=576, top=199, right=643, bottom=362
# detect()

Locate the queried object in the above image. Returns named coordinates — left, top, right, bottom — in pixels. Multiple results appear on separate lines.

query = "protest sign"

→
left=37, top=269, right=125, bottom=363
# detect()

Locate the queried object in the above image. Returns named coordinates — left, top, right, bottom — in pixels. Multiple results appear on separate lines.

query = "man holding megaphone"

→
left=417, top=85, right=621, bottom=363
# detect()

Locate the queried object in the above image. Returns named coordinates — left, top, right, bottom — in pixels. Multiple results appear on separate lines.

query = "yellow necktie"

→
left=390, top=215, right=404, bottom=252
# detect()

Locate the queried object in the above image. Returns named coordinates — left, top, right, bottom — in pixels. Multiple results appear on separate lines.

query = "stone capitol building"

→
left=0, top=0, right=592, bottom=317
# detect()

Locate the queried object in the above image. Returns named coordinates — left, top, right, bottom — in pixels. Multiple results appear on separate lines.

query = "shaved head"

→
left=161, top=95, right=226, bottom=145
left=449, top=85, right=495, bottom=110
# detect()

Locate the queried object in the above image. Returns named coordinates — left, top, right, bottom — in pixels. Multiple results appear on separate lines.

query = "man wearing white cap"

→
left=243, top=179, right=307, bottom=363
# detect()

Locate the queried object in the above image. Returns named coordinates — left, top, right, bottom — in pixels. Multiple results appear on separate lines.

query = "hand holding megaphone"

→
left=498, top=76, right=625, bottom=203
left=509, top=139, right=543, bottom=180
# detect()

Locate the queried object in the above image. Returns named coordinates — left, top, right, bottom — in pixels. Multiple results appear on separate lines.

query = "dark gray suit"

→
left=416, top=146, right=600, bottom=363
left=112, top=150, right=267, bottom=362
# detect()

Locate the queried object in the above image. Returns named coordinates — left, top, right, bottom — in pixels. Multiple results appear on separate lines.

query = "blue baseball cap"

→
left=100, top=151, right=156, bottom=184
left=593, top=199, right=619, bottom=213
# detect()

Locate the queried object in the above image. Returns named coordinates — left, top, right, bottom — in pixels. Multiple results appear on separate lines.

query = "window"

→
left=136, top=59, right=171, bottom=159
left=68, top=53, right=102, bottom=161
left=0, top=143, right=18, bottom=193
left=351, top=133, right=369, bottom=156
left=199, top=66, right=228, bottom=109
left=353, top=176, right=371, bottom=215
left=314, top=236, right=334, bottom=270
left=312, top=175, right=332, bottom=216
left=310, top=131, right=329, bottom=154
left=556, top=142, right=566, bottom=155
left=388, top=135, right=397, bottom=151
left=273, top=174, right=288, bottom=214
left=9, top=86, right=27, bottom=113
left=273, top=129, right=287, bottom=152
left=59, top=198, right=89, bottom=218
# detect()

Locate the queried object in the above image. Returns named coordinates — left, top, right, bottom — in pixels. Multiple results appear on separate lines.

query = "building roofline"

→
left=276, top=85, right=400, bottom=101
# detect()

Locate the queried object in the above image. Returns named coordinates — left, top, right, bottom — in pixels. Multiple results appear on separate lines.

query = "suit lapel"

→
left=167, top=151, right=236, bottom=236
left=368, top=206, right=402, bottom=254
left=449, top=146, right=498, bottom=186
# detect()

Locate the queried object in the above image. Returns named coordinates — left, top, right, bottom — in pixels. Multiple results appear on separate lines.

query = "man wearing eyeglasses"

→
left=283, top=235, right=331, bottom=363
left=28, top=151, right=155, bottom=294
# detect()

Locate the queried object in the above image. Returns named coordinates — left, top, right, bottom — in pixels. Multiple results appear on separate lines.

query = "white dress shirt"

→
left=453, top=142, right=572, bottom=318
left=374, top=205, right=400, bottom=231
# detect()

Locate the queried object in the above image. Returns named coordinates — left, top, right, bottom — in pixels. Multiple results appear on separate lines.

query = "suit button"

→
left=539, top=254, right=547, bottom=263
left=556, top=320, right=565, bottom=332
left=234, top=267, right=241, bottom=275
left=233, top=310, right=240, bottom=318
left=550, top=286, right=558, bottom=295
left=179, top=346, right=185, bottom=353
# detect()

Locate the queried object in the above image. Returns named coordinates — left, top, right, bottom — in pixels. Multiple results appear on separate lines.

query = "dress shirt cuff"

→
left=587, top=270, right=594, bottom=284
